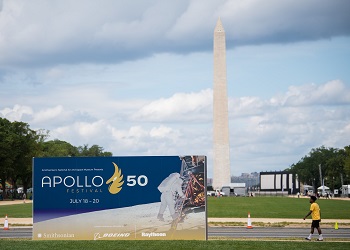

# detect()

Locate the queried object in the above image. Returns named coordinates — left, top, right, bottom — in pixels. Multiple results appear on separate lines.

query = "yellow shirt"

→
left=310, top=202, right=321, bottom=220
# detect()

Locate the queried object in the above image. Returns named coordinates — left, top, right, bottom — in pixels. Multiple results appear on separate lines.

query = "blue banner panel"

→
left=33, top=156, right=207, bottom=240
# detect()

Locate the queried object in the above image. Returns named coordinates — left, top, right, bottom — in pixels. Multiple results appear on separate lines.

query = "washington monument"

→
left=212, top=18, right=231, bottom=190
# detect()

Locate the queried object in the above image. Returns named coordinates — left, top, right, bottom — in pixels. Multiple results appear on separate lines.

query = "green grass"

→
left=1, top=196, right=350, bottom=219
left=207, top=196, right=350, bottom=219
left=0, top=203, right=32, bottom=218
left=0, top=239, right=349, bottom=250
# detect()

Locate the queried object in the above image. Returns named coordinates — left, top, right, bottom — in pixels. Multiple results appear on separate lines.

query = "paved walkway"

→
left=209, top=218, right=350, bottom=226
left=0, top=200, right=33, bottom=206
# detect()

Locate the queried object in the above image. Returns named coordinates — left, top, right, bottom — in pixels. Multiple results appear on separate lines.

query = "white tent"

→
left=317, top=185, right=330, bottom=195
left=302, top=184, right=314, bottom=195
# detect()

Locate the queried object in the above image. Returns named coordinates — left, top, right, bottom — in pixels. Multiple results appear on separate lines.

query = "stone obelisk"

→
left=212, top=18, right=231, bottom=190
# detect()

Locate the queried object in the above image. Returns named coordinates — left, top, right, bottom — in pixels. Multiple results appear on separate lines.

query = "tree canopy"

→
left=0, top=117, right=112, bottom=198
left=289, top=145, right=350, bottom=191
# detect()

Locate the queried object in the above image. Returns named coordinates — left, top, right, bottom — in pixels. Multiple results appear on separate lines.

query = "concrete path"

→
left=209, top=218, right=350, bottom=228
left=0, top=200, right=33, bottom=206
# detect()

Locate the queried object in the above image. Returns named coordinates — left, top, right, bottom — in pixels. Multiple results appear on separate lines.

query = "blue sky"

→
left=1, top=0, right=350, bottom=177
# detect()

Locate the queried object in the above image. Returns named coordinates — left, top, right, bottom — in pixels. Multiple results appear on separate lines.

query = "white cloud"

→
left=228, top=80, right=350, bottom=173
left=150, top=125, right=180, bottom=140
left=50, top=120, right=188, bottom=157
left=0, top=104, right=33, bottom=121
left=1, top=80, right=349, bottom=177
left=132, top=89, right=212, bottom=122
left=282, top=80, right=350, bottom=106
left=52, top=120, right=114, bottom=145
left=32, top=105, right=65, bottom=123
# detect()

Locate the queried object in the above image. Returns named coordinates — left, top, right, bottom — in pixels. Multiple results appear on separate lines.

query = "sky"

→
left=1, top=0, right=350, bottom=178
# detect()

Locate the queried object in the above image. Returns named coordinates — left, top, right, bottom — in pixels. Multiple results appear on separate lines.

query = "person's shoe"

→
left=317, top=238, right=323, bottom=241
left=157, top=214, right=164, bottom=221
left=305, top=237, right=311, bottom=241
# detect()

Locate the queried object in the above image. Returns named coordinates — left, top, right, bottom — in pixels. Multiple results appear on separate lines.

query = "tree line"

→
left=0, top=117, right=112, bottom=199
left=288, top=145, right=350, bottom=192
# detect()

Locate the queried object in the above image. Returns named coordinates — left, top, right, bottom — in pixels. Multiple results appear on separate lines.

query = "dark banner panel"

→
left=33, top=156, right=207, bottom=240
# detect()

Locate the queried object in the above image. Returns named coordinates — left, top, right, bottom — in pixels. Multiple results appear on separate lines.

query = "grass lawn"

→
left=0, top=239, right=349, bottom=250
left=1, top=196, right=350, bottom=219
left=207, top=196, right=350, bottom=219
left=0, top=203, right=32, bottom=218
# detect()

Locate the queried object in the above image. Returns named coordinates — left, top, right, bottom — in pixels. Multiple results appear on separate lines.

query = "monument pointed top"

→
left=214, top=17, right=224, bottom=32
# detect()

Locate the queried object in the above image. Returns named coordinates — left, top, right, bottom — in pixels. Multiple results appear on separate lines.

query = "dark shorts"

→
left=311, top=220, right=320, bottom=228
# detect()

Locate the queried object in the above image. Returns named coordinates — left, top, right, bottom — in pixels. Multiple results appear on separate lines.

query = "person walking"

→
left=303, top=195, right=323, bottom=241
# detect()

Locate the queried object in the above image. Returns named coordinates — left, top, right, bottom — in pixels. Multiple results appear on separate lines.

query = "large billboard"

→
left=33, top=156, right=207, bottom=240
left=260, top=171, right=300, bottom=194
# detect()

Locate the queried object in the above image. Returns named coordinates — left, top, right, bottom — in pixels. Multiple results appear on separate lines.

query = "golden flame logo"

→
left=106, top=162, right=124, bottom=194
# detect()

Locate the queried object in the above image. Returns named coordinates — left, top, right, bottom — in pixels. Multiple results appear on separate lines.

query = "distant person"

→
left=23, top=193, right=26, bottom=203
left=303, top=195, right=323, bottom=241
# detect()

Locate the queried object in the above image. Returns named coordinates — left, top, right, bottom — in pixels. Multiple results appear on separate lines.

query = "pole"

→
left=340, top=174, right=344, bottom=197
left=319, top=164, right=324, bottom=195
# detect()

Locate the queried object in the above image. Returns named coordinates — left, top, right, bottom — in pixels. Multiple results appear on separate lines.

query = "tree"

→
left=324, top=148, right=346, bottom=191
left=11, top=122, right=48, bottom=195
left=76, top=144, right=112, bottom=156
left=0, top=118, right=15, bottom=197
left=344, top=146, right=350, bottom=184
left=41, top=139, right=78, bottom=157
left=0, top=118, right=112, bottom=199
left=41, top=141, right=112, bottom=157
left=290, top=146, right=345, bottom=191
